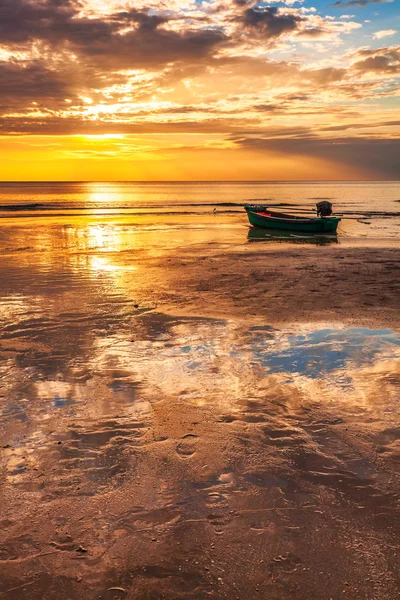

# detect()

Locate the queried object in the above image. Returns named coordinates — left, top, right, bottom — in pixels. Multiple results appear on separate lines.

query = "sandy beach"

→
left=1, top=0, right=399, bottom=583
left=0, top=201, right=399, bottom=600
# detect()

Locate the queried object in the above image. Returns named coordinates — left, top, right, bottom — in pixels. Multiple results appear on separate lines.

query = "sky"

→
left=0, top=0, right=399, bottom=180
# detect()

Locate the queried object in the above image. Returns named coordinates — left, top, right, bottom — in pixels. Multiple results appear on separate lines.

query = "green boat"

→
left=244, top=204, right=341, bottom=234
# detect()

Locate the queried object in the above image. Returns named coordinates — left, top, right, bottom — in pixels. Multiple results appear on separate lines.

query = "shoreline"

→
left=0, top=215, right=399, bottom=600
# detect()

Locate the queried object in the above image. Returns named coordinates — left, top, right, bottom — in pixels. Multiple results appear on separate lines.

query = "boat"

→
left=244, top=204, right=341, bottom=233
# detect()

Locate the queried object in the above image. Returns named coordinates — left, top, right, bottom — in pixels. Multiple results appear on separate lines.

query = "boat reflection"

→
left=247, top=227, right=338, bottom=245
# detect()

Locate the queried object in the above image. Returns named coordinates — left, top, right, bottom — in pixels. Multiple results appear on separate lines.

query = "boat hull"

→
left=246, top=210, right=340, bottom=233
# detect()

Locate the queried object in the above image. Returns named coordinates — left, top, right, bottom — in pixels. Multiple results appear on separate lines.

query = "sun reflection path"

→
left=90, top=256, right=137, bottom=272
left=83, top=182, right=131, bottom=213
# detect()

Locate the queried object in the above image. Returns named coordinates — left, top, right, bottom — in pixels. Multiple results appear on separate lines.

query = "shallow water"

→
left=2, top=315, right=399, bottom=465
left=0, top=184, right=399, bottom=599
left=0, top=181, right=399, bottom=241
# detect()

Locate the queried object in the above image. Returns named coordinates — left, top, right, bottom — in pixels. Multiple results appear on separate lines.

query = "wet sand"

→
left=0, top=216, right=399, bottom=600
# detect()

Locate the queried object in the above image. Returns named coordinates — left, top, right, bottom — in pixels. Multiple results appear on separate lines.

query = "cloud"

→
left=303, top=66, right=346, bottom=84
left=234, top=135, right=400, bottom=178
left=0, top=0, right=398, bottom=153
left=0, top=45, right=397, bottom=136
left=296, top=27, right=328, bottom=38
left=0, top=0, right=357, bottom=68
left=240, top=7, right=303, bottom=38
left=351, top=45, right=400, bottom=73
left=331, top=0, right=393, bottom=7
left=373, top=30, right=397, bottom=39
left=0, top=61, right=67, bottom=100
left=321, top=119, right=400, bottom=130
left=0, top=0, right=227, bottom=69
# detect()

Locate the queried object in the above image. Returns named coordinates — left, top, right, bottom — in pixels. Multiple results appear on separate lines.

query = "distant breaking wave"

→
left=0, top=200, right=294, bottom=212
left=0, top=201, right=399, bottom=218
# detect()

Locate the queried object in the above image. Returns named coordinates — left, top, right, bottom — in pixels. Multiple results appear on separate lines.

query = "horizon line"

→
left=0, top=180, right=399, bottom=184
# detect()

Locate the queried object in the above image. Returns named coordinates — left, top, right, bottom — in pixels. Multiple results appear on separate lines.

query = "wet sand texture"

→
left=0, top=220, right=399, bottom=600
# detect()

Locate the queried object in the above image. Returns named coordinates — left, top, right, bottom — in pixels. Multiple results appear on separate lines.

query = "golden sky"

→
left=0, top=0, right=399, bottom=180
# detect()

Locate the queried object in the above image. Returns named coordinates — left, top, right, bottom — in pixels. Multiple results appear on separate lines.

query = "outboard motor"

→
left=316, top=201, right=333, bottom=217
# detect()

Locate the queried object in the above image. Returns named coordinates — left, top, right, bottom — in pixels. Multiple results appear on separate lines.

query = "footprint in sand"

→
left=176, top=434, right=198, bottom=458
left=218, top=472, right=233, bottom=485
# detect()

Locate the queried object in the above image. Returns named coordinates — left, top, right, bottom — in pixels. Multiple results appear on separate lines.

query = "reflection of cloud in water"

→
left=92, top=320, right=400, bottom=412
left=248, top=328, right=400, bottom=379
left=1, top=313, right=399, bottom=429
left=1, top=314, right=399, bottom=511
left=34, top=380, right=79, bottom=409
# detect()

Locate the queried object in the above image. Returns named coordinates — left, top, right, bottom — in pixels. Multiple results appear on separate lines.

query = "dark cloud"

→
left=0, top=0, right=227, bottom=69
left=0, top=116, right=261, bottom=135
left=232, top=126, right=315, bottom=138
left=351, top=47, right=400, bottom=74
left=331, top=0, right=393, bottom=7
left=90, top=28, right=226, bottom=69
left=235, top=136, right=400, bottom=178
left=252, top=103, right=281, bottom=112
left=0, top=60, right=71, bottom=110
left=0, top=0, right=79, bottom=43
left=353, top=55, right=399, bottom=73
left=321, top=120, right=400, bottom=131
left=280, top=93, right=311, bottom=102
left=297, top=27, right=328, bottom=38
left=114, top=8, right=169, bottom=31
left=241, top=7, right=303, bottom=38
left=304, top=67, right=346, bottom=84
left=354, top=46, right=399, bottom=58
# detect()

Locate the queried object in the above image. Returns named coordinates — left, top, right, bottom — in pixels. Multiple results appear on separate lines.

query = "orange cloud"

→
left=0, top=0, right=398, bottom=179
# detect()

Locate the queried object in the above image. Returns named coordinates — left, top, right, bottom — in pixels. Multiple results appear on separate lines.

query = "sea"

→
left=0, top=181, right=399, bottom=240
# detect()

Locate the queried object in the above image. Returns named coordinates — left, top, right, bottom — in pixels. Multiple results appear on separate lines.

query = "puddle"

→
left=246, top=327, right=400, bottom=379
left=1, top=316, right=399, bottom=422
left=87, top=319, right=400, bottom=407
